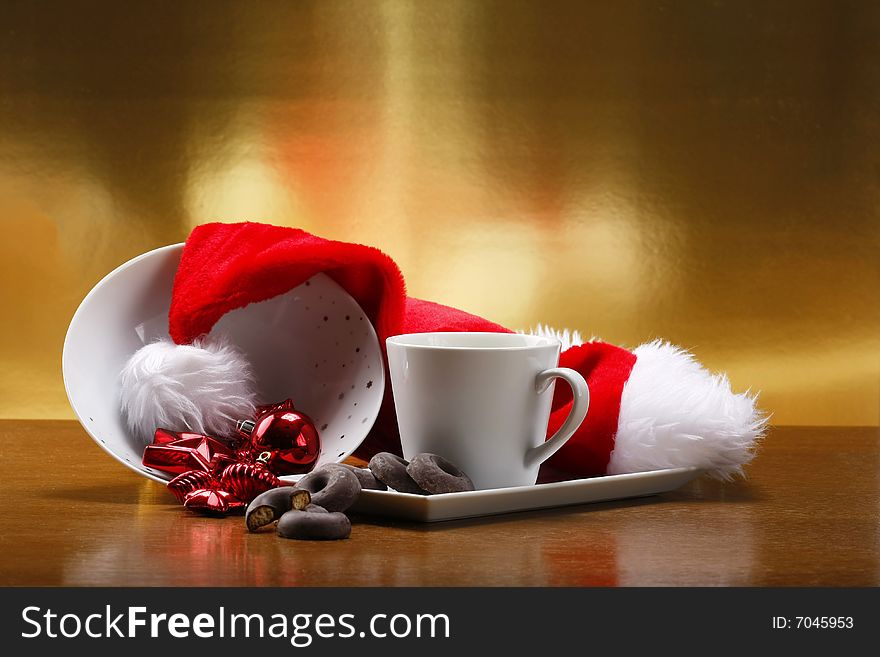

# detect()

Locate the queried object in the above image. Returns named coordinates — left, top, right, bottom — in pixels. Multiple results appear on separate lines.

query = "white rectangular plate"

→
left=350, top=467, right=701, bottom=522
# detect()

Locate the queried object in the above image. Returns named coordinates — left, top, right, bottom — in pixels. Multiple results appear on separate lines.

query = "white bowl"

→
left=62, top=244, right=385, bottom=483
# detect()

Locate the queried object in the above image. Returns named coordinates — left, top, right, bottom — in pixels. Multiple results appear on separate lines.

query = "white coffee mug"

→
left=386, top=332, right=590, bottom=490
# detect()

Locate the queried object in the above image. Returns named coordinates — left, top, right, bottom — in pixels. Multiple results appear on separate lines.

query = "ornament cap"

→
left=237, top=419, right=256, bottom=435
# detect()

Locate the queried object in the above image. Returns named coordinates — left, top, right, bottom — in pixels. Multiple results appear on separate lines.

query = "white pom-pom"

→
left=608, top=340, right=767, bottom=479
left=119, top=337, right=257, bottom=444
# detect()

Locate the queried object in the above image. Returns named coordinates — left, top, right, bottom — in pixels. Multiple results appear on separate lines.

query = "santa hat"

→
left=143, top=221, right=765, bottom=480
left=536, top=328, right=765, bottom=480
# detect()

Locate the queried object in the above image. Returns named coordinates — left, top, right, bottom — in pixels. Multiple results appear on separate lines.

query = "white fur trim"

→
left=524, top=324, right=588, bottom=351
left=608, top=340, right=766, bottom=479
left=119, top=337, right=257, bottom=444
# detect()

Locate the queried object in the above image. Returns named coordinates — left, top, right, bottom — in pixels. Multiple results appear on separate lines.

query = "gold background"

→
left=1, top=0, right=878, bottom=425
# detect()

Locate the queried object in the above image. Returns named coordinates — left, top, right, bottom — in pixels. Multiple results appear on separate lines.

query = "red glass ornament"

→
left=146, top=429, right=282, bottom=516
left=166, top=461, right=280, bottom=516
left=167, top=470, right=213, bottom=504
left=143, top=429, right=236, bottom=476
left=141, top=400, right=320, bottom=516
left=217, top=462, right=280, bottom=504
left=238, top=399, right=320, bottom=476
left=183, top=488, right=239, bottom=515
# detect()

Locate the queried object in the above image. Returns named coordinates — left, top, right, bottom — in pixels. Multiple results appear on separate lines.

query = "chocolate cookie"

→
left=276, top=509, right=351, bottom=540
left=368, top=452, right=428, bottom=494
left=245, top=486, right=311, bottom=532
left=340, top=464, right=387, bottom=491
left=406, top=453, right=475, bottom=494
left=295, top=464, right=361, bottom=512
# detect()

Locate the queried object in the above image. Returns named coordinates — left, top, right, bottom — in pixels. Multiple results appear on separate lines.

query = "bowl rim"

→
left=62, top=243, right=185, bottom=482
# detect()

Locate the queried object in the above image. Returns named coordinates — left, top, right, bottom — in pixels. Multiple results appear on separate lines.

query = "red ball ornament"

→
left=238, top=399, right=321, bottom=476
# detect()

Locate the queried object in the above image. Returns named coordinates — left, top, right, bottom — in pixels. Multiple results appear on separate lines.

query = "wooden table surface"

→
left=1, top=421, right=877, bottom=586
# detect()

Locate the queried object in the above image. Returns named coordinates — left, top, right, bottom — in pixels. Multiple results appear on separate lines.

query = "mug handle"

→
left=524, top=367, right=590, bottom=469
